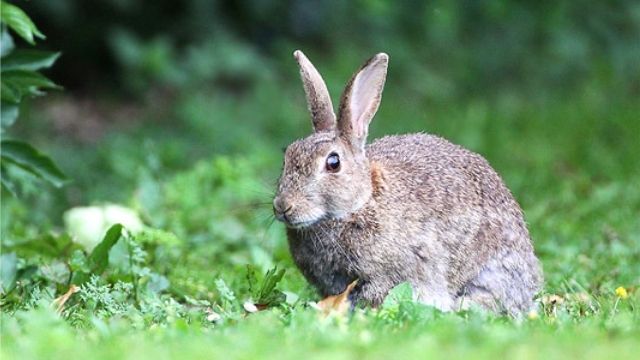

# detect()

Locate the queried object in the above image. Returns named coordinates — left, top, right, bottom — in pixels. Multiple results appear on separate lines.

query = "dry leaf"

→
left=316, top=280, right=358, bottom=316
left=53, top=284, right=80, bottom=313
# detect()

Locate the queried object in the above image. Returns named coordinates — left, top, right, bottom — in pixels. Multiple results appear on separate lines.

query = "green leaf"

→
left=15, top=265, right=37, bottom=285
left=8, top=233, right=76, bottom=259
left=255, top=266, right=286, bottom=306
left=0, top=26, right=14, bottom=56
left=0, top=166, right=17, bottom=196
left=1, top=100, right=19, bottom=130
left=1, top=50, right=60, bottom=71
left=0, top=252, right=17, bottom=295
left=246, top=264, right=258, bottom=294
left=382, top=282, right=414, bottom=309
left=71, top=224, right=124, bottom=285
left=87, top=224, right=123, bottom=274
left=69, top=250, right=89, bottom=273
left=1, top=140, right=69, bottom=187
left=70, top=270, right=88, bottom=286
left=0, top=80, right=20, bottom=103
left=1, top=70, right=60, bottom=103
left=0, top=1, right=45, bottom=44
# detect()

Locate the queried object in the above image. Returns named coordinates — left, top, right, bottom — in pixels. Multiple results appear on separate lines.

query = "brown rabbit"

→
left=273, top=50, right=542, bottom=315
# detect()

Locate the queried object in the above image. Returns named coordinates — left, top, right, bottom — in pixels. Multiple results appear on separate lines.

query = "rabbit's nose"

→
left=273, top=197, right=294, bottom=221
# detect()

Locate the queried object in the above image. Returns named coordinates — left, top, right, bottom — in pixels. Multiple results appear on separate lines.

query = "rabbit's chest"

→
left=287, top=225, right=366, bottom=296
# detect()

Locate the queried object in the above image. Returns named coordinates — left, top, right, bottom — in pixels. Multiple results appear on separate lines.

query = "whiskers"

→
left=223, top=201, right=273, bottom=215
left=230, top=184, right=282, bottom=248
left=256, top=213, right=279, bottom=248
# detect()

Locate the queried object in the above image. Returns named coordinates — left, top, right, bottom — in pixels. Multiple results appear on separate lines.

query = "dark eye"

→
left=325, top=152, right=340, bottom=173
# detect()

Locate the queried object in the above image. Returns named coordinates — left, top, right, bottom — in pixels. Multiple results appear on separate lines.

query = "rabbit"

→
left=273, top=50, right=543, bottom=315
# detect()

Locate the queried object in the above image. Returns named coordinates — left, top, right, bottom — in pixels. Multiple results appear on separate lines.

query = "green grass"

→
left=2, top=301, right=639, bottom=360
left=1, top=81, right=639, bottom=359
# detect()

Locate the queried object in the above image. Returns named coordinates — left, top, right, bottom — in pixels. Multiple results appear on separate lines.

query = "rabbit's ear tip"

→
left=374, top=53, right=389, bottom=62
left=293, top=50, right=304, bottom=59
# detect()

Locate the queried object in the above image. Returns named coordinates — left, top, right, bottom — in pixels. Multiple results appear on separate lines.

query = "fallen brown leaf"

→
left=316, top=280, right=358, bottom=316
left=53, top=285, right=80, bottom=313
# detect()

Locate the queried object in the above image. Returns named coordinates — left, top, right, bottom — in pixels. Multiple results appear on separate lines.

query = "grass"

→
left=2, top=303, right=638, bottom=359
left=1, top=74, right=639, bottom=358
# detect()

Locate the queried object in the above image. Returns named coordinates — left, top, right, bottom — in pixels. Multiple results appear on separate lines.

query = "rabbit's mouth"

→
left=278, top=212, right=331, bottom=229
left=287, top=219, right=318, bottom=229
left=273, top=197, right=334, bottom=228
left=283, top=216, right=324, bottom=229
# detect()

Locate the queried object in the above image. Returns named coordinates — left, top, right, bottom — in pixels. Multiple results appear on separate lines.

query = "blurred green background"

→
left=9, top=0, right=640, bottom=214
left=1, top=1, right=639, bottom=358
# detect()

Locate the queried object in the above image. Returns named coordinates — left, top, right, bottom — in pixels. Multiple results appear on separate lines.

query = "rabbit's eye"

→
left=325, top=152, right=340, bottom=173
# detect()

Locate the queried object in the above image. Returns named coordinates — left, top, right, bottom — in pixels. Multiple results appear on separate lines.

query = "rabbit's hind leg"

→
left=455, top=250, right=538, bottom=315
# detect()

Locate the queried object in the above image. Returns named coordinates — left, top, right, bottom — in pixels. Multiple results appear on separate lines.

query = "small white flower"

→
left=243, top=301, right=258, bottom=313
left=206, top=311, right=222, bottom=323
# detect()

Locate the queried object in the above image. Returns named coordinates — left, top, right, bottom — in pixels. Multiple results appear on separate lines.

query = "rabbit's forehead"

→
left=284, top=134, right=345, bottom=177
left=287, top=133, right=340, bottom=158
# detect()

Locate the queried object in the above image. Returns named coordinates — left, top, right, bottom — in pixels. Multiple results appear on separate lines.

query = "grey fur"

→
left=274, top=51, right=543, bottom=315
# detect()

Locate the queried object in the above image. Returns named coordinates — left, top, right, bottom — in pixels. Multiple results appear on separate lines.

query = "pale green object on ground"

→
left=63, top=204, right=144, bottom=251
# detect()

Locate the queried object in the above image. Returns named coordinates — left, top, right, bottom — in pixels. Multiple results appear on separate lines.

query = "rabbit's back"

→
left=367, top=133, right=528, bottom=240
left=366, top=133, right=542, bottom=313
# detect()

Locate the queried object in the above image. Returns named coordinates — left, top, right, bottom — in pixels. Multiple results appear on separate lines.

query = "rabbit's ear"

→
left=294, top=50, right=337, bottom=132
left=338, top=53, right=388, bottom=150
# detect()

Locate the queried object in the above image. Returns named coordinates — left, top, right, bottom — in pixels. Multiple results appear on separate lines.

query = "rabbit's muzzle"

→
left=273, top=196, right=294, bottom=224
left=273, top=194, right=325, bottom=228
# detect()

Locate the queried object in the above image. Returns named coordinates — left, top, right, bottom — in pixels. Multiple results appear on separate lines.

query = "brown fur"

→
left=274, top=51, right=543, bottom=315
